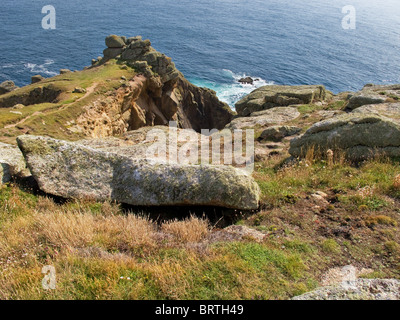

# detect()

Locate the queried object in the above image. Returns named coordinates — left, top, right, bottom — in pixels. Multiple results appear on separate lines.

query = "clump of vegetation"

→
left=365, top=215, right=398, bottom=228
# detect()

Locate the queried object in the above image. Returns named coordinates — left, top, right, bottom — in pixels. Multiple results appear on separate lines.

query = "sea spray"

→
left=189, top=69, right=273, bottom=109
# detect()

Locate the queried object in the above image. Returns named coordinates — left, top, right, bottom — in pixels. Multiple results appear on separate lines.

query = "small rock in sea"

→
left=238, top=77, right=254, bottom=85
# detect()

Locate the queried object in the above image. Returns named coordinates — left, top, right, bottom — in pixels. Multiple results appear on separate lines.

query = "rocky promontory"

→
left=0, top=35, right=234, bottom=142
left=1, top=36, right=400, bottom=300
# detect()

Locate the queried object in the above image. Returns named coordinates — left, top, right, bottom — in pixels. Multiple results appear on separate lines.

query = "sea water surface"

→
left=0, top=0, right=399, bottom=107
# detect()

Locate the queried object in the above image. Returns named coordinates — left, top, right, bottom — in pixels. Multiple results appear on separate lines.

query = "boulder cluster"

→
left=234, top=82, right=400, bottom=162
left=2, top=34, right=400, bottom=214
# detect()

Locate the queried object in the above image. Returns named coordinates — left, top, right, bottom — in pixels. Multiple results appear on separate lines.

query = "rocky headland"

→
left=1, top=35, right=400, bottom=300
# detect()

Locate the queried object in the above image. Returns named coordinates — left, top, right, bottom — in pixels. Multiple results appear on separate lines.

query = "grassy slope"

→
left=0, top=104, right=399, bottom=300
left=0, top=61, right=135, bottom=145
left=0, top=86, right=399, bottom=299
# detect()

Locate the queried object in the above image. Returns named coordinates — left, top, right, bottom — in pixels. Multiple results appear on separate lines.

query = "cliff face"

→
left=87, top=34, right=234, bottom=135
left=0, top=35, right=234, bottom=143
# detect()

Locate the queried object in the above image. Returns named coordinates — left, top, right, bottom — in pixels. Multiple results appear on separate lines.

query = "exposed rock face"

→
left=89, top=35, right=234, bottom=134
left=0, top=35, right=233, bottom=136
left=0, top=81, right=19, bottom=95
left=31, top=75, right=45, bottom=84
left=235, top=85, right=328, bottom=117
left=259, top=126, right=301, bottom=142
left=0, top=85, right=61, bottom=108
left=352, top=102, right=400, bottom=121
left=226, top=107, right=300, bottom=130
left=289, top=113, right=400, bottom=161
left=17, top=135, right=260, bottom=210
left=0, top=142, right=28, bottom=184
left=292, top=279, right=400, bottom=300
left=346, top=84, right=400, bottom=110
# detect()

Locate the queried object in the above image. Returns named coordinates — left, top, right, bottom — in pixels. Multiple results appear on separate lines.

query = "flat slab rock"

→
left=289, top=113, right=400, bottom=161
left=226, top=107, right=300, bottom=130
left=235, top=85, right=327, bottom=117
left=292, top=279, right=400, bottom=300
left=17, top=135, right=260, bottom=210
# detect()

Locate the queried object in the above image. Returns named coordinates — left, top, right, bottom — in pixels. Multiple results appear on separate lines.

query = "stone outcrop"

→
left=259, top=125, right=301, bottom=142
left=289, top=113, right=400, bottom=161
left=81, top=35, right=234, bottom=134
left=0, top=84, right=61, bottom=108
left=226, top=107, right=300, bottom=130
left=292, top=279, right=400, bottom=300
left=17, top=135, right=260, bottom=210
left=1, top=35, right=234, bottom=136
left=0, top=81, right=19, bottom=95
left=346, top=84, right=400, bottom=110
left=352, top=102, right=400, bottom=121
left=0, top=142, right=28, bottom=184
left=235, top=85, right=328, bottom=117
left=31, top=75, right=45, bottom=84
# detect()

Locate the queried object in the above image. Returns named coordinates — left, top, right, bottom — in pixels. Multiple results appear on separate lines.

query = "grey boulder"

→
left=289, top=113, right=400, bottom=161
left=352, top=102, right=400, bottom=122
left=105, top=35, right=126, bottom=48
left=235, top=85, right=328, bottom=117
left=346, top=84, right=400, bottom=110
left=0, top=80, right=19, bottom=95
left=17, top=135, right=260, bottom=210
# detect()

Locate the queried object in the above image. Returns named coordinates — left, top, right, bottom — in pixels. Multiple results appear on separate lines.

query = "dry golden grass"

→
left=393, top=174, right=400, bottom=190
left=161, top=215, right=210, bottom=243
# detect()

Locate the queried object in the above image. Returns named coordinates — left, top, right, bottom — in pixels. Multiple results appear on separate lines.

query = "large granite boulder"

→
left=17, top=135, right=260, bottom=210
left=292, top=279, right=400, bottom=300
left=0, top=81, right=19, bottom=95
left=103, top=47, right=124, bottom=60
left=235, top=85, right=328, bottom=117
left=346, top=84, right=400, bottom=111
left=289, top=113, right=400, bottom=161
left=105, top=35, right=126, bottom=48
left=226, top=107, right=300, bottom=130
left=0, top=142, right=27, bottom=184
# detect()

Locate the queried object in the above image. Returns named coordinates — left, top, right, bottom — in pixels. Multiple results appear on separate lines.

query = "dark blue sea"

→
left=1, top=0, right=399, bottom=107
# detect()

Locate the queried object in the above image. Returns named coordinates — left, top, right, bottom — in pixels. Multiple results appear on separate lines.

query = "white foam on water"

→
left=190, top=69, right=273, bottom=109
left=23, top=59, right=58, bottom=76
